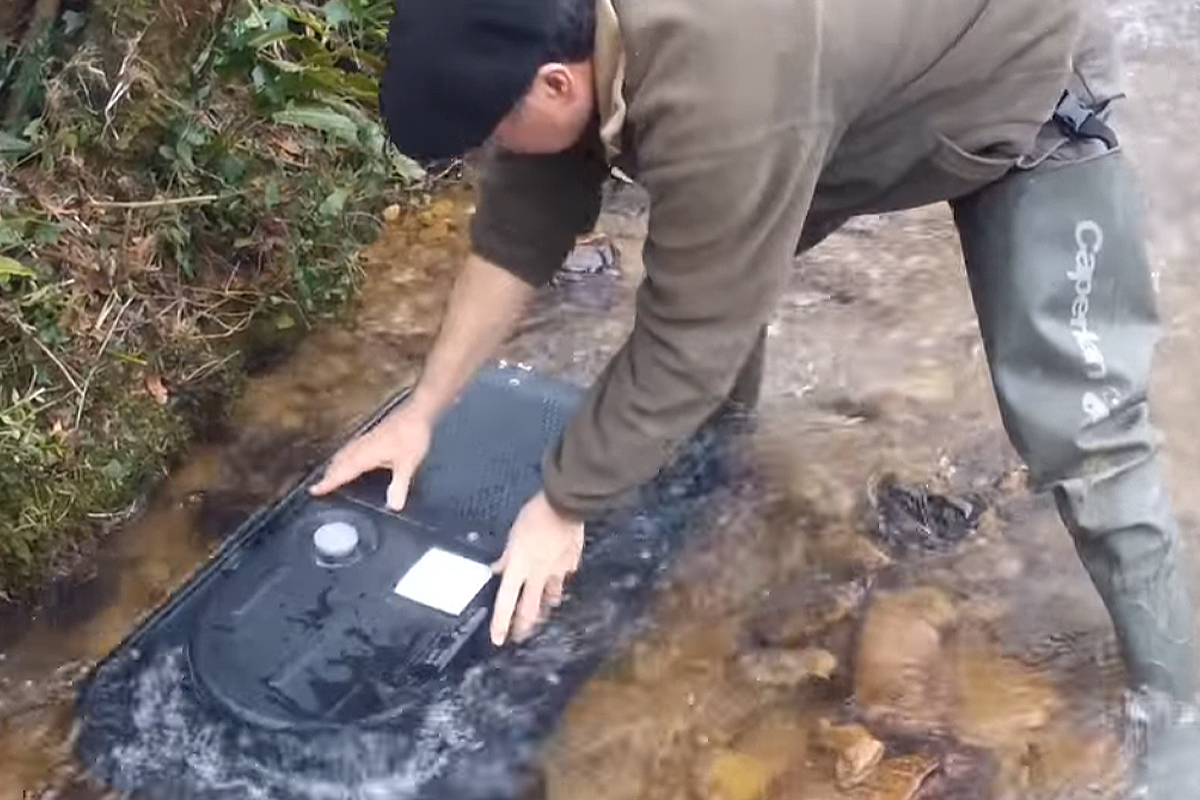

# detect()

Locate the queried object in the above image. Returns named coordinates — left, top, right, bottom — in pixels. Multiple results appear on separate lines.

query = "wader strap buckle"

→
left=1053, top=89, right=1120, bottom=150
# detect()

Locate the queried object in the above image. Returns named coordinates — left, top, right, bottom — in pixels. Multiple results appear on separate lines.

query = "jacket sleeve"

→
left=469, top=133, right=612, bottom=287
left=540, top=125, right=833, bottom=520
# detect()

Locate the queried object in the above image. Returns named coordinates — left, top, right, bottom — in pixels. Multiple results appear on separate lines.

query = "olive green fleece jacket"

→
left=469, top=0, right=1123, bottom=520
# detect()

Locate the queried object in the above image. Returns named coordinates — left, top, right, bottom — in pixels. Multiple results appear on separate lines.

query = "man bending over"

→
left=311, top=0, right=1197, bottom=792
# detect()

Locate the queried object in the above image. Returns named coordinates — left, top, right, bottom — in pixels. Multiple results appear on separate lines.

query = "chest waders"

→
left=952, top=89, right=1199, bottom=798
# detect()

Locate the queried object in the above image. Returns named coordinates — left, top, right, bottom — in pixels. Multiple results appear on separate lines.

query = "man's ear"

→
left=535, top=63, right=577, bottom=100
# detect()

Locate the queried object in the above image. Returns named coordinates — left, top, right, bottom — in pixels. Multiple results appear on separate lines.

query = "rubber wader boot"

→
left=950, top=121, right=1198, bottom=795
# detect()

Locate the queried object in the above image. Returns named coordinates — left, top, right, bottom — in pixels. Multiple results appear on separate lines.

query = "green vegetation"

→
left=0, top=0, right=433, bottom=599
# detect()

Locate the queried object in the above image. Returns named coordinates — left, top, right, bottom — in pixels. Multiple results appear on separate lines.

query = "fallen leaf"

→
left=277, top=136, right=303, bottom=157
left=0, top=255, right=36, bottom=279
left=126, top=234, right=157, bottom=272
left=145, top=373, right=169, bottom=405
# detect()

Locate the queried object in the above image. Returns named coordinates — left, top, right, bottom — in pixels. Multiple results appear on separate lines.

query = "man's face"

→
left=491, top=60, right=596, bottom=154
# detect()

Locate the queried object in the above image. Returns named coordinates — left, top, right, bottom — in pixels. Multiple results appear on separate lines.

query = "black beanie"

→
left=379, top=0, right=559, bottom=162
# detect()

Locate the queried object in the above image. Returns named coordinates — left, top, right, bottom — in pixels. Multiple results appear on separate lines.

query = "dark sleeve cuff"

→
left=469, top=135, right=609, bottom=287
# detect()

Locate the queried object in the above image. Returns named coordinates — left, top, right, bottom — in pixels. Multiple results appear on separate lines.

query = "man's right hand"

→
left=309, top=404, right=433, bottom=510
left=309, top=253, right=536, bottom=509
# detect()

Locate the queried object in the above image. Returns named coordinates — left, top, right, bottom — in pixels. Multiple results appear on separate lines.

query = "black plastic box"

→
left=74, top=363, right=738, bottom=800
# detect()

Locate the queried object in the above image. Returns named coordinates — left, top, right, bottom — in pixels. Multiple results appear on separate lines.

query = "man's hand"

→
left=309, top=404, right=433, bottom=510
left=490, top=490, right=585, bottom=646
left=309, top=253, right=535, bottom=506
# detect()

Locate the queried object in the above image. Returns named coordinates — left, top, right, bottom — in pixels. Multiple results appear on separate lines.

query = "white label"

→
left=393, top=548, right=493, bottom=616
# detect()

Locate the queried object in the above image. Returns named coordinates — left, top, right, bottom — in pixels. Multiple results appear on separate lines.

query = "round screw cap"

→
left=313, top=521, right=359, bottom=560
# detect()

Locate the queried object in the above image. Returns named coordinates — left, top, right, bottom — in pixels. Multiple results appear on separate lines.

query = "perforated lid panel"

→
left=73, top=363, right=742, bottom=800
left=338, top=367, right=579, bottom=541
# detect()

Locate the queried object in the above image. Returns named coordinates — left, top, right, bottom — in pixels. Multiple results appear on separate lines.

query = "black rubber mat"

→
left=73, top=363, right=741, bottom=800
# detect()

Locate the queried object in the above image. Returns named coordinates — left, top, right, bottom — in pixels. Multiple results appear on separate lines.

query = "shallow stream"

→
left=3, top=3, right=1200, bottom=798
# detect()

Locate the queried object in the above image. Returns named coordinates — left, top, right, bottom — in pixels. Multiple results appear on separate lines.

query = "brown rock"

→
left=854, top=587, right=957, bottom=730
left=696, top=710, right=812, bottom=800
left=701, top=750, right=776, bottom=800
left=834, top=534, right=893, bottom=572
left=949, top=644, right=1060, bottom=750
left=1022, top=726, right=1124, bottom=796
left=733, top=709, right=810, bottom=770
left=781, top=461, right=860, bottom=523
left=847, top=755, right=939, bottom=800
left=815, top=719, right=885, bottom=789
left=750, top=578, right=868, bottom=648
left=737, top=648, right=838, bottom=688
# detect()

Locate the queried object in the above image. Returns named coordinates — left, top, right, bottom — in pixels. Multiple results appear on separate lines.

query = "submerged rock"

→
left=700, top=750, right=781, bottom=800
left=557, top=233, right=620, bottom=281
left=854, top=586, right=958, bottom=733
left=771, top=753, right=938, bottom=800
left=849, top=754, right=939, bottom=800
left=815, top=719, right=886, bottom=789
left=871, top=477, right=985, bottom=558
left=748, top=576, right=868, bottom=649
left=695, top=709, right=809, bottom=800
left=737, top=647, right=838, bottom=688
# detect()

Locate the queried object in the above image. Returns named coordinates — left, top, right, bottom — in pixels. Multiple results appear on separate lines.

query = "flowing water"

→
left=4, top=2, right=1200, bottom=799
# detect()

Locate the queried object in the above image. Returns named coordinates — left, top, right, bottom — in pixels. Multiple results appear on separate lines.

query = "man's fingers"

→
left=309, top=450, right=365, bottom=496
left=490, top=566, right=523, bottom=646
left=513, top=573, right=546, bottom=643
left=544, top=574, right=565, bottom=608
left=385, top=447, right=430, bottom=510
left=384, top=467, right=413, bottom=511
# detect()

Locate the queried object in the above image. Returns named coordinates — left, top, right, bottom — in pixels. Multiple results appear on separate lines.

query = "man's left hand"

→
left=489, top=490, right=584, bottom=646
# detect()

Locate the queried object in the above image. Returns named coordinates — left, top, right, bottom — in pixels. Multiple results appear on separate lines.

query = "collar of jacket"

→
left=593, top=0, right=627, bottom=162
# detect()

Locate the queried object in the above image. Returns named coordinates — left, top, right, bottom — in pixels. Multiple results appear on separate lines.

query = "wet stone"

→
left=696, top=710, right=810, bottom=800
left=854, top=587, right=958, bottom=733
left=556, top=233, right=620, bottom=281
left=820, top=534, right=893, bottom=575
left=732, top=709, right=809, bottom=771
left=737, top=647, right=838, bottom=688
left=851, top=754, right=940, bottom=800
left=872, top=477, right=985, bottom=558
left=778, top=460, right=861, bottom=524
left=1019, top=727, right=1124, bottom=799
left=775, top=754, right=940, bottom=800
left=950, top=645, right=1061, bottom=750
left=747, top=576, right=868, bottom=648
left=911, top=746, right=997, bottom=800
left=700, top=750, right=779, bottom=800
left=815, top=719, right=886, bottom=789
